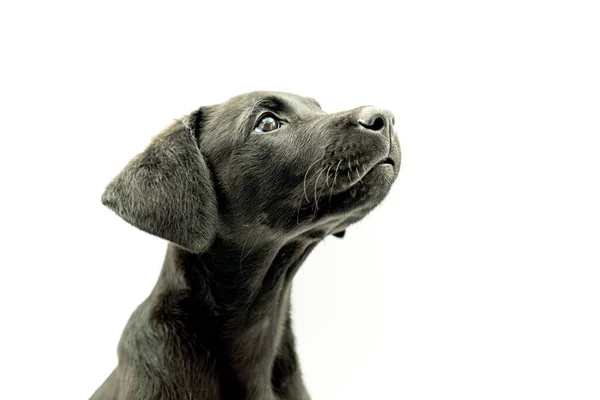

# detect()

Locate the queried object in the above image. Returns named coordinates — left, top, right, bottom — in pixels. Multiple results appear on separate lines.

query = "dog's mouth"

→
left=324, top=156, right=396, bottom=202
left=297, top=152, right=398, bottom=218
left=375, top=157, right=395, bottom=168
left=355, top=156, right=396, bottom=184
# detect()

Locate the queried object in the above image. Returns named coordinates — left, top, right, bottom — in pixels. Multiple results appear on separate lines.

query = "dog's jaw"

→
left=288, top=158, right=399, bottom=238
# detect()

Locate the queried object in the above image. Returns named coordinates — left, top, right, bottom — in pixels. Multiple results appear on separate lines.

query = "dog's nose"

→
left=357, top=107, right=395, bottom=132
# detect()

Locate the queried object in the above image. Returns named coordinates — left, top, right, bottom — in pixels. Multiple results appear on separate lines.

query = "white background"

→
left=1, top=1, right=599, bottom=399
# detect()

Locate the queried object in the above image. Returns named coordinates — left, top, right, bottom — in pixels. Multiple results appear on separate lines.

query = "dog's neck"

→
left=157, top=236, right=316, bottom=313
left=150, top=236, right=317, bottom=395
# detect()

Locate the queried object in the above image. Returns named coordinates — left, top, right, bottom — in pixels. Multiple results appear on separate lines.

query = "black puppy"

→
left=91, top=92, right=401, bottom=400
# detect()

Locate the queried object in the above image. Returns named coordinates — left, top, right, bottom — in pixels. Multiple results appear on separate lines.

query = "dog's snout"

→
left=357, top=107, right=394, bottom=132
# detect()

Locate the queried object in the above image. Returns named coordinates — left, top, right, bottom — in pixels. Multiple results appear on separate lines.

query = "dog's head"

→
left=102, top=92, right=400, bottom=252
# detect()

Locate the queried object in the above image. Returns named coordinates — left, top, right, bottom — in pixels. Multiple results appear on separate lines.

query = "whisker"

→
left=355, top=159, right=362, bottom=183
left=347, top=159, right=352, bottom=182
left=251, top=98, right=267, bottom=113
left=303, top=158, right=321, bottom=203
left=325, top=163, right=334, bottom=187
left=313, top=167, right=326, bottom=211
left=329, top=159, right=343, bottom=203
left=317, top=166, right=333, bottom=200
left=361, top=164, right=367, bottom=184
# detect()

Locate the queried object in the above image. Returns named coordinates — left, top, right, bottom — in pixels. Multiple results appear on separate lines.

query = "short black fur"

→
left=91, top=91, right=401, bottom=400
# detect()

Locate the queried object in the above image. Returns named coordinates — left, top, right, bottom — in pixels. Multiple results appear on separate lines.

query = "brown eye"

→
left=254, top=115, right=282, bottom=133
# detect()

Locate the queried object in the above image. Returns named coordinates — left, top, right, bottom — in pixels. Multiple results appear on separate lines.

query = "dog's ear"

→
left=101, top=109, right=217, bottom=253
left=333, top=230, right=346, bottom=238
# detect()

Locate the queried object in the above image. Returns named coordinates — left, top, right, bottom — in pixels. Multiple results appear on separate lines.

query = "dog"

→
left=91, top=91, right=401, bottom=400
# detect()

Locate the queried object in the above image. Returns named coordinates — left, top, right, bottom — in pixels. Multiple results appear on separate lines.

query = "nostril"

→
left=371, top=117, right=385, bottom=131
left=359, top=116, right=385, bottom=131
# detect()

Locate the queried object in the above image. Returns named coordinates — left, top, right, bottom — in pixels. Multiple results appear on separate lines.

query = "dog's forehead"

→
left=223, top=91, right=321, bottom=112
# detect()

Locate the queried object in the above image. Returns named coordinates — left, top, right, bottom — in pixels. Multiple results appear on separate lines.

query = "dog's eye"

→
left=254, top=115, right=282, bottom=133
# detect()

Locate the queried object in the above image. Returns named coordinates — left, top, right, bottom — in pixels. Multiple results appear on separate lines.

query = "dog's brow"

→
left=252, top=96, right=288, bottom=113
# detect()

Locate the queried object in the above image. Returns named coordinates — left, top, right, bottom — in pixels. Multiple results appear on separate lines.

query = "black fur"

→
left=92, top=91, right=401, bottom=400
